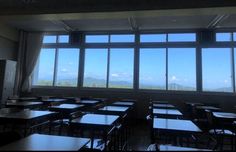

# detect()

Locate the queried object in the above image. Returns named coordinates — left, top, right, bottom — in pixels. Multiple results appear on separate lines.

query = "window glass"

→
left=55, top=48, right=79, bottom=87
left=216, top=33, right=231, bottom=42
left=140, top=34, right=166, bottom=42
left=202, top=48, right=233, bottom=92
left=233, top=33, right=236, bottom=41
left=139, top=48, right=166, bottom=89
left=110, top=34, right=135, bottom=42
left=83, top=49, right=108, bottom=87
left=168, top=48, right=196, bottom=91
left=109, top=48, right=134, bottom=89
left=168, top=33, right=196, bottom=42
left=58, top=35, right=69, bottom=43
left=33, top=48, right=56, bottom=86
left=85, top=35, right=109, bottom=43
left=43, top=35, right=57, bottom=43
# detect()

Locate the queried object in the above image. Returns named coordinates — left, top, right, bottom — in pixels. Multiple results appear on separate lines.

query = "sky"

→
left=34, top=33, right=235, bottom=91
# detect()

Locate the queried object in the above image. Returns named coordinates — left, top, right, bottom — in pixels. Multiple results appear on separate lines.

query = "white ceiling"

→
left=1, top=7, right=236, bottom=32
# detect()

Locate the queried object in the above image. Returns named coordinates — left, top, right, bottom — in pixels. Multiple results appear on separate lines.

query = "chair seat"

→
left=147, top=144, right=157, bottom=151
left=146, top=115, right=152, bottom=120
left=209, top=129, right=235, bottom=136
left=83, top=138, right=110, bottom=151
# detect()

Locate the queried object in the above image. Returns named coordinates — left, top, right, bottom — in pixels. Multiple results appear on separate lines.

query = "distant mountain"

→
left=83, top=77, right=106, bottom=87
left=206, top=87, right=233, bottom=92
left=168, top=83, right=196, bottom=91
left=37, top=77, right=231, bottom=92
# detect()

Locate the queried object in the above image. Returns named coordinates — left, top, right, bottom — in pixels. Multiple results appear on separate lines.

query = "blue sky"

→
left=35, top=34, right=234, bottom=91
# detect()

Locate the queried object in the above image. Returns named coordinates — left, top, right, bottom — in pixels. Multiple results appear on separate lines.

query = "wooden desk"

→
left=0, top=134, right=90, bottom=151
left=78, top=100, right=101, bottom=105
left=152, top=101, right=169, bottom=104
left=98, top=106, right=130, bottom=117
left=99, top=106, right=129, bottom=112
left=153, top=108, right=183, bottom=119
left=70, top=114, right=119, bottom=149
left=153, top=104, right=175, bottom=109
left=41, top=98, right=67, bottom=106
left=8, top=97, right=39, bottom=101
left=49, top=104, right=84, bottom=116
left=196, top=106, right=221, bottom=111
left=152, top=118, right=202, bottom=144
left=5, top=101, right=43, bottom=109
left=112, top=101, right=134, bottom=107
left=0, top=110, right=56, bottom=136
left=153, top=118, right=202, bottom=133
left=213, top=112, right=236, bottom=119
left=185, top=102, right=204, bottom=106
left=71, top=114, right=119, bottom=127
left=159, top=145, right=210, bottom=151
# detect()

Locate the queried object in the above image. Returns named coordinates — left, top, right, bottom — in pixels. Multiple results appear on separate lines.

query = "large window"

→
left=168, top=48, right=196, bottom=91
left=202, top=48, right=233, bottom=92
left=109, top=48, right=134, bottom=88
left=33, top=48, right=56, bottom=86
left=83, top=49, right=108, bottom=88
left=33, top=47, right=80, bottom=87
left=55, top=48, right=79, bottom=87
left=139, top=48, right=166, bottom=89
left=33, top=32, right=236, bottom=94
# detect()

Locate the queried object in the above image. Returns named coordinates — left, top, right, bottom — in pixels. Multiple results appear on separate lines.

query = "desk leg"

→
left=104, top=130, right=107, bottom=150
left=91, top=130, right=94, bottom=149
left=24, top=123, right=28, bottom=137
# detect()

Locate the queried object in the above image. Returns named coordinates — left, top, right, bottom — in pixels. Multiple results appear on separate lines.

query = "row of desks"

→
left=0, top=99, right=135, bottom=151
left=150, top=101, right=236, bottom=151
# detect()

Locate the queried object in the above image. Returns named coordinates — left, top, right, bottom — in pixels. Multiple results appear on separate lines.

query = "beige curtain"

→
left=14, top=31, right=43, bottom=94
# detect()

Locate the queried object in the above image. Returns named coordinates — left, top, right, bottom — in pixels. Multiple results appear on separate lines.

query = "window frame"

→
left=32, top=30, right=236, bottom=95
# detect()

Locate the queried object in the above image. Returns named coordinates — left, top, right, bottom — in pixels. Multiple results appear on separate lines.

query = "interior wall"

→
left=0, top=23, right=18, bottom=60
left=29, top=88, right=236, bottom=119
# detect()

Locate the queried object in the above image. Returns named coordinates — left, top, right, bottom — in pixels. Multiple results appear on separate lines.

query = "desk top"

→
left=0, top=134, right=90, bottom=151
left=41, top=98, right=67, bottom=102
left=213, top=112, right=236, bottom=119
left=50, top=104, right=84, bottom=110
left=99, top=106, right=129, bottom=112
left=9, top=97, right=38, bottom=101
left=153, top=108, right=183, bottom=116
left=153, top=104, right=175, bottom=108
left=71, top=114, right=119, bottom=126
left=196, top=106, right=221, bottom=111
left=0, top=110, right=55, bottom=120
left=6, top=101, right=43, bottom=107
left=112, top=101, right=134, bottom=106
left=185, top=102, right=204, bottom=106
left=153, top=118, right=202, bottom=133
left=79, top=100, right=100, bottom=104
left=159, top=145, right=210, bottom=151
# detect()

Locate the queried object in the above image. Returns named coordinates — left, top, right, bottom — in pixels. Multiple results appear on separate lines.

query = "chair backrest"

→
left=205, top=109, right=214, bottom=126
left=69, top=111, right=83, bottom=122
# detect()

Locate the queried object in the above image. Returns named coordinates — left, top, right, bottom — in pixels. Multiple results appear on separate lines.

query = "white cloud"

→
left=61, top=68, right=68, bottom=72
left=111, top=73, right=119, bottom=77
left=224, top=79, right=229, bottom=83
left=170, top=76, right=177, bottom=81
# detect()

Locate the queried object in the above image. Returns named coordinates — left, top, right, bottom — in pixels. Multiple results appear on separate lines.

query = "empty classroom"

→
left=0, top=0, right=236, bottom=151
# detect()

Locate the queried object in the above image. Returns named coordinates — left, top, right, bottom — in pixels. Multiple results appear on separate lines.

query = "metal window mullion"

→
left=134, top=32, right=140, bottom=91
left=106, top=35, right=111, bottom=88
left=166, top=48, right=168, bottom=90
left=196, top=44, right=202, bottom=92
left=231, top=47, right=235, bottom=93
left=53, top=48, right=59, bottom=86
left=166, top=33, right=168, bottom=90
left=107, top=48, right=110, bottom=88
left=78, top=33, right=85, bottom=88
